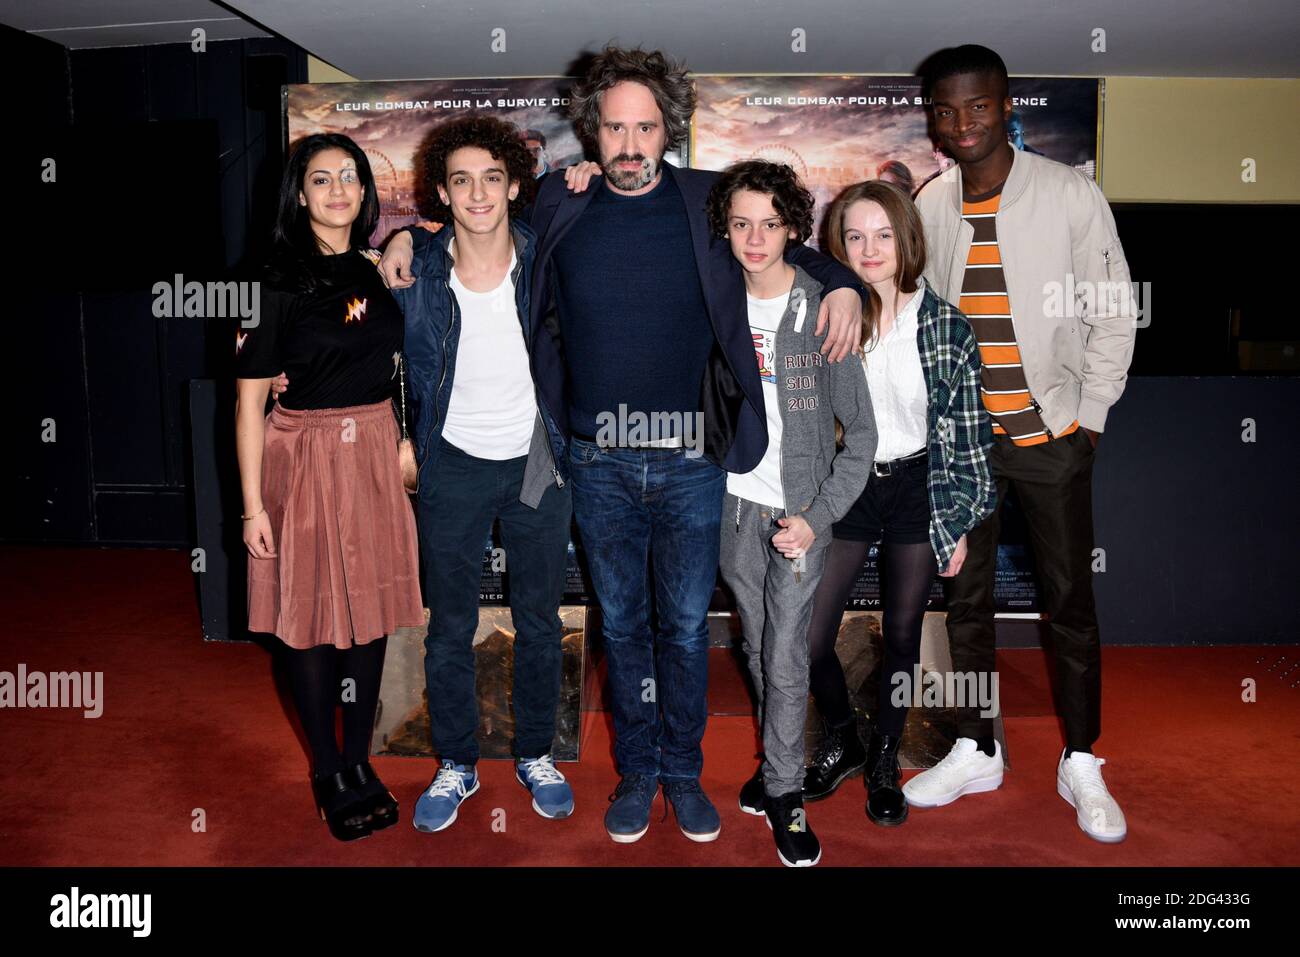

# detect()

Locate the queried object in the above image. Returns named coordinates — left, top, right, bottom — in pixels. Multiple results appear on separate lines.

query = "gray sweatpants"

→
left=718, top=492, right=829, bottom=797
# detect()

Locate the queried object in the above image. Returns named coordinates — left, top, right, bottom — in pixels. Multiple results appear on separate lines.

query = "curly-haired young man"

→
left=388, top=114, right=577, bottom=832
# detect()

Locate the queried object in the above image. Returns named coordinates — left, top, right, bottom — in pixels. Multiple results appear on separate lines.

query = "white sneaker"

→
left=903, top=737, right=1004, bottom=808
left=1057, top=749, right=1127, bottom=843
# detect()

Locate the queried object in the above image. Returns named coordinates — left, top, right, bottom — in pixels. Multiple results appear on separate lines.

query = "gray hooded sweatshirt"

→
left=738, top=264, right=877, bottom=538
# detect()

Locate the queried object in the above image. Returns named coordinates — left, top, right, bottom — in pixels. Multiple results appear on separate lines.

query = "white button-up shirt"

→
left=861, top=279, right=928, bottom=463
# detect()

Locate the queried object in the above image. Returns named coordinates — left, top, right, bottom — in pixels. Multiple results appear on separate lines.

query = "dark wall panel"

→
left=70, top=47, right=149, bottom=124
left=1, top=26, right=89, bottom=543
left=145, top=44, right=200, bottom=121
left=1092, top=377, right=1299, bottom=644
left=3, top=31, right=306, bottom=547
left=82, top=291, right=168, bottom=486
left=6, top=291, right=94, bottom=542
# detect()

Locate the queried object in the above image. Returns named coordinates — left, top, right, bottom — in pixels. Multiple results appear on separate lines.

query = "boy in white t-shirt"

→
left=388, top=117, right=575, bottom=834
left=706, top=162, right=877, bottom=867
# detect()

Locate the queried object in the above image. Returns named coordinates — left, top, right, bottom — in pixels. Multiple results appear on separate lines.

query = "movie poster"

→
left=284, top=73, right=1101, bottom=615
left=285, top=77, right=688, bottom=246
left=691, top=75, right=1101, bottom=248
left=285, top=78, right=586, bottom=246
left=477, top=534, right=592, bottom=606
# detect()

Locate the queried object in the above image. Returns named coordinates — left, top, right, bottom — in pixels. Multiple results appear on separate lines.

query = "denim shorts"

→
left=832, top=453, right=929, bottom=545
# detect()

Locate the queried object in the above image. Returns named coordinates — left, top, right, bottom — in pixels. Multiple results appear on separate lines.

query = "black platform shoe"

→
left=739, top=762, right=765, bottom=816
left=345, top=761, right=399, bottom=832
left=312, top=770, right=372, bottom=842
left=864, top=731, right=908, bottom=826
left=803, top=718, right=867, bottom=801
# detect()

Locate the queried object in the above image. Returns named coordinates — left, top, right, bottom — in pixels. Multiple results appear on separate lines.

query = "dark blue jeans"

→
left=418, top=438, right=573, bottom=765
left=568, top=437, right=725, bottom=781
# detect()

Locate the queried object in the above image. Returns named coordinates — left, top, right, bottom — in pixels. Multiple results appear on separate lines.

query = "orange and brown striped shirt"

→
left=959, top=188, right=1078, bottom=446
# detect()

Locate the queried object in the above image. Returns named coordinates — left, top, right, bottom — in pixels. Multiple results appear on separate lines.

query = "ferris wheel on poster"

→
left=364, top=148, right=399, bottom=204
left=747, top=143, right=808, bottom=179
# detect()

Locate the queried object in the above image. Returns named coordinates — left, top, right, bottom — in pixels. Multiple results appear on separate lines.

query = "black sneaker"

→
left=765, top=790, right=821, bottom=867
left=803, top=718, right=867, bottom=801
left=739, top=763, right=765, bottom=816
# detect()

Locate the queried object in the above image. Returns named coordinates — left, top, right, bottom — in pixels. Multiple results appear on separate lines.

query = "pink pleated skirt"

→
left=247, top=400, right=424, bottom=649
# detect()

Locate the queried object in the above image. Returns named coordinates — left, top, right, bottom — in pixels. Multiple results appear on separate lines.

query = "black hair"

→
left=267, top=132, right=379, bottom=292
left=417, top=114, right=536, bottom=223
left=706, top=160, right=815, bottom=245
left=920, top=44, right=1010, bottom=100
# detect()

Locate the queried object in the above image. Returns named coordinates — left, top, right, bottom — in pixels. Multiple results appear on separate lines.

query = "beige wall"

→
left=1101, top=77, right=1300, bottom=203
left=306, top=57, right=1299, bottom=203
left=308, top=56, right=355, bottom=84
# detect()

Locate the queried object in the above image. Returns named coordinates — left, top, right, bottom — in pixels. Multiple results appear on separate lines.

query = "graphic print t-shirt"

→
left=235, top=248, right=403, bottom=410
left=726, top=290, right=790, bottom=509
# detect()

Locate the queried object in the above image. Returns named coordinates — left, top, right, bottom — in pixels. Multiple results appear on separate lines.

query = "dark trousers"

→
left=943, top=428, right=1101, bottom=751
left=418, top=438, right=573, bottom=765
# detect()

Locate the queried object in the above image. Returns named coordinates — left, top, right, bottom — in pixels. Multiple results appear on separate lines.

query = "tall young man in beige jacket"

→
left=908, top=45, right=1137, bottom=843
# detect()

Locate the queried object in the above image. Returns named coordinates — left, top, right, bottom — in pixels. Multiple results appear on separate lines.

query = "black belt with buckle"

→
left=871, top=447, right=927, bottom=478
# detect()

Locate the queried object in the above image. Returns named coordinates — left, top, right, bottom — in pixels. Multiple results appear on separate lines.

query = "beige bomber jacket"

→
left=914, top=148, right=1137, bottom=433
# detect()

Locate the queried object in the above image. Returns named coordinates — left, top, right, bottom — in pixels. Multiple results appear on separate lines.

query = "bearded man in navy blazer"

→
left=384, top=46, right=865, bottom=846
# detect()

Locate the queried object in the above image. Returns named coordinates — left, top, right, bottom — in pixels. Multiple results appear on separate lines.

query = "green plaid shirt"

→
left=916, top=283, right=997, bottom=571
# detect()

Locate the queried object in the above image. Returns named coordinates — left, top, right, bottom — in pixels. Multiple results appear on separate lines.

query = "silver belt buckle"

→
left=873, top=460, right=892, bottom=477
left=631, top=435, right=685, bottom=450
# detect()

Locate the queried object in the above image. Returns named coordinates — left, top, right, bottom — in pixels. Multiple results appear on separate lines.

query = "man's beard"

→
left=603, top=152, right=660, bottom=191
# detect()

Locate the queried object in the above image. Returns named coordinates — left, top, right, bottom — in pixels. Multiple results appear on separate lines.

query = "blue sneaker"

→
left=604, top=773, right=659, bottom=843
left=663, top=778, right=721, bottom=842
left=516, top=754, right=574, bottom=819
left=412, top=760, right=478, bottom=833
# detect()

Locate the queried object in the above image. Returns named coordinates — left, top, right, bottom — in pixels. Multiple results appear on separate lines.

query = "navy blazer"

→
left=524, top=162, right=865, bottom=474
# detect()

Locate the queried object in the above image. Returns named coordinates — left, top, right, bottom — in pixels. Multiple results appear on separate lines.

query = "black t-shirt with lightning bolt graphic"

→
left=235, top=248, right=403, bottom=410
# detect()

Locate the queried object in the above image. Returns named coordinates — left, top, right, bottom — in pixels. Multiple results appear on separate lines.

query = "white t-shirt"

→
left=727, top=290, right=791, bottom=508
left=862, top=279, right=928, bottom=462
left=441, top=245, right=538, bottom=459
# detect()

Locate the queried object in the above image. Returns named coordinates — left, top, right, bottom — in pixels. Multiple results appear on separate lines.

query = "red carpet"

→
left=2, top=546, right=1297, bottom=867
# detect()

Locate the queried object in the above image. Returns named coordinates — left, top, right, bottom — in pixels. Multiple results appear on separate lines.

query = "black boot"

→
left=864, top=731, right=908, bottom=826
left=739, top=761, right=765, bottom=816
left=803, top=718, right=867, bottom=801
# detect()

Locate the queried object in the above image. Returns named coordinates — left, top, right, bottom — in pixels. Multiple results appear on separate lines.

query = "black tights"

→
left=285, top=637, right=388, bottom=777
left=806, top=539, right=938, bottom=737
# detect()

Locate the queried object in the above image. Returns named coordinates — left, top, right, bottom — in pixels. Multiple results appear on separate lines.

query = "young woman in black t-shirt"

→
left=235, top=133, right=424, bottom=842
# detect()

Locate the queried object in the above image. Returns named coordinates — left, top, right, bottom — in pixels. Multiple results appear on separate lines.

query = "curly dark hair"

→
left=706, top=160, right=815, bottom=245
left=568, top=46, right=696, bottom=152
left=417, top=114, right=536, bottom=223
